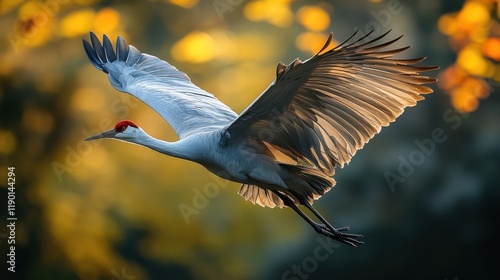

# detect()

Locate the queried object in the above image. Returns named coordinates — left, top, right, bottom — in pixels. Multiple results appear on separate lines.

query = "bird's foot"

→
left=315, top=224, right=364, bottom=247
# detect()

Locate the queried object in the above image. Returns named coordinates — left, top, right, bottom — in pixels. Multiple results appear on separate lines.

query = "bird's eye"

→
left=119, top=125, right=127, bottom=132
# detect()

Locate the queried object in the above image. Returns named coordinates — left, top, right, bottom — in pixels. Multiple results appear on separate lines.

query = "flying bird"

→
left=83, top=30, right=438, bottom=247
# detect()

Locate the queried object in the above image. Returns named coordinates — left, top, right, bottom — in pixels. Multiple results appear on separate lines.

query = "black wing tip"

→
left=83, top=32, right=129, bottom=73
left=89, top=31, right=99, bottom=42
left=102, top=34, right=117, bottom=62
left=116, top=35, right=129, bottom=62
left=82, top=37, right=106, bottom=72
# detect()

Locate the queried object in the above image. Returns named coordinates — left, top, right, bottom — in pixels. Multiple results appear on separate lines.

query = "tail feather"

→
left=283, top=164, right=336, bottom=205
left=237, top=165, right=334, bottom=208
left=238, top=184, right=285, bottom=208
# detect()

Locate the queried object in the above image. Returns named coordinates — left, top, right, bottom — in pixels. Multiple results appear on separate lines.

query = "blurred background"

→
left=0, top=0, right=499, bottom=279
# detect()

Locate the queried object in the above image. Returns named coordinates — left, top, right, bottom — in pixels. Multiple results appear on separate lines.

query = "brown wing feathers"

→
left=229, top=30, right=438, bottom=207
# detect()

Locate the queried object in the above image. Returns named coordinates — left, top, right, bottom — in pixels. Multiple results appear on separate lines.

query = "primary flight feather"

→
left=83, top=30, right=438, bottom=247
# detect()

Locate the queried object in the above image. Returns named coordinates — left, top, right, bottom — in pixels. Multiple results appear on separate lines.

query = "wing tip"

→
left=102, top=34, right=117, bottom=62
left=82, top=37, right=106, bottom=72
left=314, top=32, right=334, bottom=57
left=116, top=35, right=129, bottom=62
left=83, top=32, right=131, bottom=73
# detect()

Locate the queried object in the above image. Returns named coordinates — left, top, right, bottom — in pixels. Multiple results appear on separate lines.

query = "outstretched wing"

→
left=224, top=30, right=438, bottom=174
left=83, top=32, right=237, bottom=139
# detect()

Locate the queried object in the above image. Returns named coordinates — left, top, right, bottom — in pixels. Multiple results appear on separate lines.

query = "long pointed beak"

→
left=84, top=129, right=117, bottom=141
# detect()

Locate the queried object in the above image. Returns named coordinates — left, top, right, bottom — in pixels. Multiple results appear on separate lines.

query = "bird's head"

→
left=84, top=120, right=142, bottom=142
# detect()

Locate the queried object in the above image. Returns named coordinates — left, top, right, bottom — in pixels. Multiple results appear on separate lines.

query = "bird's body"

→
left=128, top=121, right=321, bottom=204
left=164, top=130, right=271, bottom=184
left=83, top=30, right=438, bottom=246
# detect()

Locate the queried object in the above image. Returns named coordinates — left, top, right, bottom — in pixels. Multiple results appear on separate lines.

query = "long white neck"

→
left=128, top=129, right=197, bottom=161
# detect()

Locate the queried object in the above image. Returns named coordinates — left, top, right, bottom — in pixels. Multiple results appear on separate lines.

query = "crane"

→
left=82, top=30, right=438, bottom=247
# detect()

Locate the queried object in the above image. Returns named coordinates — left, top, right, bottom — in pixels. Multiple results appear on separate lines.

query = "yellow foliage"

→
left=82, top=148, right=112, bottom=175
left=0, top=0, right=23, bottom=15
left=18, top=1, right=42, bottom=18
left=22, top=105, right=54, bottom=135
left=94, top=7, right=120, bottom=34
left=295, top=32, right=331, bottom=55
left=438, top=66, right=467, bottom=91
left=457, top=45, right=493, bottom=77
left=482, top=38, right=500, bottom=61
left=235, top=33, right=276, bottom=61
left=438, top=65, right=491, bottom=113
left=244, top=0, right=267, bottom=21
left=438, top=0, right=498, bottom=112
left=171, top=31, right=216, bottom=63
left=167, top=0, right=199, bottom=9
left=60, top=9, right=96, bottom=37
left=74, top=0, right=102, bottom=4
left=296, top=6, right=330, bottom=32
left=244, top=0, right=293, bottom=27
left=266, top=2, right=293, bottom=27
left=437, top=14, right=457, bottom=35
left=71, top=87, right=106, bottom=112
left=14, top=1, right=54, bottom=47
left=451, top=87, right=479, bottom=113
left=0, top=130, right=17, bottom=154
left=456, top=1, right=490, bottom=29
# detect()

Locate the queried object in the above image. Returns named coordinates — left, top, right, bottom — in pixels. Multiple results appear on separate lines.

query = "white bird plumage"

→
left=83, top=30, right=438, bottom=247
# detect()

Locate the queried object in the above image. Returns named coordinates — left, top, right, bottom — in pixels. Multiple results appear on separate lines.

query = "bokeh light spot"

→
left=457, top=45, right=493, bottom=77
left=22, top=106, right=54, bottom=135
left=451, top=87, right=479, bottom=113
left=0, top=130, right=17, bottom=154
left=171, top=31, right=216, bottom=63
left=167, top=0, right=199, bottom=9
left=60, top=9, right=96, bottom=38
left=94, top=8, right=120, bottom=34
left=457, top=1, right=490, bottom=27
left=16, top=1, right=53, bottom=47
left=437, top=14, right=457, bottom=35
left=243, top=1, right=267, bottom=21
left=71, top=87, right=105, bottom=112
left=243, top=0, right=293, bottom=27
left=482, top=38, right=500, bottom=61
left=297, top=6, right=330, bottom=32
left=295, top=32, right=331, bottom=55
left=0, top=0, right=23, bottom=15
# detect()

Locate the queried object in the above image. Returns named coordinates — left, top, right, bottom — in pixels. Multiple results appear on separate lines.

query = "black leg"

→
left=273, top=191, right=326, bottom=231
left=272, top=190, right=364, bottom=247
left=300, top=198, right=363, bottom=246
